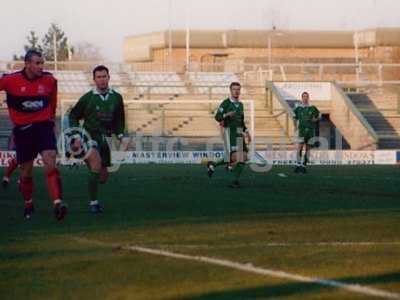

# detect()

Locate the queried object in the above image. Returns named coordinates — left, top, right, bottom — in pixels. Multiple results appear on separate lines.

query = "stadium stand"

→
left=348, top=87, right=400, bottom=148
left=109, top=72, right=129, bottom=94
left=54, top=71, right=91, bottom=94
left=128, top=72, right=188, bottom=97
left=0, top=53, right=399, bottom=150
left=0, top=109, right=12, bottom=149
left=188, top=72, right=240, bottom=95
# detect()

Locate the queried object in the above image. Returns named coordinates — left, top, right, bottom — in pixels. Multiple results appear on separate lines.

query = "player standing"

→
left=68, top=65, right=125, bottom=213
left=293, top=91, right=321, bottom=173
left=0, top=50, right=66, bottom=220
left=207, top=82, right=251, bottom=188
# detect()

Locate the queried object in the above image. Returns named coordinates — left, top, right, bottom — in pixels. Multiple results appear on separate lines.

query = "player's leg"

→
left=37, top=121, right=67, bottom=220
left=299, top=129, right=313, bottom=173
left=2, top=157, right=18, bottom=188
left=13, top=124, right=38, bottom=219
left=228, top=136, right=248, bottom=188
left=19, top=161, right=35, bottom=219
left=41, top=150, right=67, bottom=220
left=99, top=167, right=108, bottom=184
left=207, top=128, right=230, bottom=178
left=302, top=141, right=312, bottom=173
left=85, top=147, right=103, bottom=214
left=98, top=142, right=111, bottom=184
left=229, top=151, right=247, bottom=188
left=295, top=139, right=305, bottom=173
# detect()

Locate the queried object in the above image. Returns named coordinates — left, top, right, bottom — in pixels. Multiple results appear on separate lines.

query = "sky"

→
left=0, top=0, right=399, bottom=62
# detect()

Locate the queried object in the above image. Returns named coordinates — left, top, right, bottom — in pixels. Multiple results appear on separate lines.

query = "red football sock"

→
left=19, top=176, right=33, bottom=207
left=46, top=168, right=62, bottom=203
left=5, top=157, right=18, bottom=178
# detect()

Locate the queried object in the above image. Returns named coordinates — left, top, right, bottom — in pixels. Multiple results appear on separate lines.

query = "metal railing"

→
left=265, top=81, right=295, bottom=139
left=1, top=60, right=400, bottom=85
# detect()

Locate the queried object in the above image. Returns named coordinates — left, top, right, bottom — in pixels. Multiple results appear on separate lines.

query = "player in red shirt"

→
left=0, top=50, right=67, bottom=220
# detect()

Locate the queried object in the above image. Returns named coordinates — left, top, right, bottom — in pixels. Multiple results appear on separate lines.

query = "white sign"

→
left=275, top=82, right=332, bottom=101
left=1, top=150, right=397, bottom=166
left=374, top=150, right=397, bottom=165
left=263, top=150, right=376, bottom=165
left=122, top=151, right=225, bottom=164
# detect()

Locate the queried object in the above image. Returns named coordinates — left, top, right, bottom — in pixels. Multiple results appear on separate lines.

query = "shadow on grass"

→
left=1, top=165, right=399, bottom=243
left=170, top=272, right=400, bottom=300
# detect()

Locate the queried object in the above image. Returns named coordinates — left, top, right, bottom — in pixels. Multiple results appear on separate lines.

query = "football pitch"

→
left=0, top=164, right=399, bottom=300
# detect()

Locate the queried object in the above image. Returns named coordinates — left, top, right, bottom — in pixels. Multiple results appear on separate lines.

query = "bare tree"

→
left=72, top=42, right=103, bottom=61
left=13, top=31, right=43, bottom=60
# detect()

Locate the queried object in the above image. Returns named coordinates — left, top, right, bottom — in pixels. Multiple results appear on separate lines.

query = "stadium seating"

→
left=348, top=90, right=400, bottom=148
left=54, top=71, right=91, bottom=94
left=109, top=72, right=129, bottom=94
left=188, top=72, right=240, bottom=95
left=128, top=72, right=188, bottom=96
left=0, top=109, right=13, bottom=149
left=2, top=63, right=397, bottom=150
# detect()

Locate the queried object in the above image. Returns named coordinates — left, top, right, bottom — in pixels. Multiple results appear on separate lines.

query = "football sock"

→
left=232, top=162, right=245, bottom=180
left=24, top=199, right=33, bottom=209
left=5, top=157, right=18, bottom=178
left=19, top=176, right=33, bottom=207
left=303, top=150, right=310, bottom=166
left=46, top=168, right=63, bottom=204
left=88, top=171, right=100, bottom=202
left=296, top=149, right=303, bottom=166
left=214, top=158, right=226, bottom=167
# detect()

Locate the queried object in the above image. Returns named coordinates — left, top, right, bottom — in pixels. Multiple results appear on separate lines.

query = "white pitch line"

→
left=73, top=237, right=400, bottom=299
left=146, top=241, right=400, bottom=249
left=124, top=245, right=400, bottom=300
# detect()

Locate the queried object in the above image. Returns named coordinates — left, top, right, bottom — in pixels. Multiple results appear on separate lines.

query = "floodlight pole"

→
left=185, top=3, right=190, bottom=72
left=268, top=35, right=272, bottom=80
left=168, top=0, right=173, bottom=69
left=353, top=31, right=360, bottom=89
left=268, top=29, right=283, bottom=81
left=53, top=32, right=58, bottom=71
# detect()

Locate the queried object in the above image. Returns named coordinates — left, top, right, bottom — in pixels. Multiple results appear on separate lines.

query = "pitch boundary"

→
left=129, top=241, right=400, bottom=249
left=74, top=237, right=400, bottom=299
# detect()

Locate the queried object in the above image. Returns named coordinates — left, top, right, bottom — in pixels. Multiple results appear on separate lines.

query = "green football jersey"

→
left=294, top=104, right=320, bottom=130
left=69, top=88, right=125, bottom=141
left=215, top=98, right=247, bottom=132
left=215, top=97, right=248, bottom=153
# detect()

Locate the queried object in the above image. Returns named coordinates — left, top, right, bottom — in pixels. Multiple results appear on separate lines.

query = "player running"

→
left=2, top=133, right=18, bottom=189
left=207, top=82, right=251, bottom=188
left=293, top=91, right=321, bottom=173
left=68, top=65, right=125, bottom=214
left=0, top=49, right=67, bottom=220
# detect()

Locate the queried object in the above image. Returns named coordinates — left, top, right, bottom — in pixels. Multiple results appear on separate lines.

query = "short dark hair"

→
left=92, top=65, right=109, bottom=79
left=301, top=91, right=309, bottom=97
left=24, top=49, right=42, bottom=62
left=230, top=82, right=241, bottom=89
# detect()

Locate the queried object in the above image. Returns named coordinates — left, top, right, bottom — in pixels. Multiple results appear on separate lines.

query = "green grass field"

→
left=0, top=164, right=400, bottom=300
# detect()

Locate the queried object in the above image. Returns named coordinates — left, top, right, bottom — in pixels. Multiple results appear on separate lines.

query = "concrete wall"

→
left=124, top=28, right=400, bottom=64
left=330, top=83, right=378, bottom=150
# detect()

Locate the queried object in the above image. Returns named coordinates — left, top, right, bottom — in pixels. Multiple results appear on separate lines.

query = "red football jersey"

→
left=0, top=70, right=57, bottom=125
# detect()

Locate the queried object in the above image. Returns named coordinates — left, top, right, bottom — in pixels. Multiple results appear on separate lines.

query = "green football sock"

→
left=232, top=162, right=245, bottom=180
left=88, top=171, right=100, bottom=201
left=214, top=158, right=226, bottom=167
left=296, top=148, right=303, bottom=165
left=303, top=151, right=309, bottom=166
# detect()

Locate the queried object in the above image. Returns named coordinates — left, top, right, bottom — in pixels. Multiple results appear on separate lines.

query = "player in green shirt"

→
left=207, top=82, right=251, bottom=188
left=68, top=65, right=125, bottom=213
left=293, top=91, right=320, bottom=173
